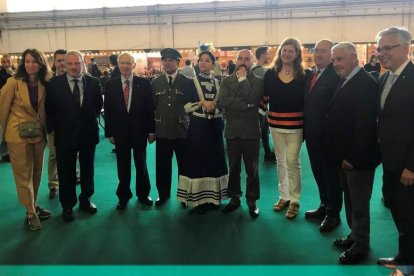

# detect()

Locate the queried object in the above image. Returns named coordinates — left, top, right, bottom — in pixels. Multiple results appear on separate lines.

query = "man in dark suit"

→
left=304, top=39, right=342, bottom=232
left=218, top=49, right=263, bottom=218
left=46, top=50, right=103, bottom=222
left=151, top=48, right=192, bottom=206
left=376, top=26, right=414, bottom=267
left=327, top=42, right=379, bottom=264
left=0, top=54, right=14, bottom=163
left=104, top=53, right=155, bottom=210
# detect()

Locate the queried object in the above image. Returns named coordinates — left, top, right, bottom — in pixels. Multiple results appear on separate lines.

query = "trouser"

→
left=8, top=141, right=45, bottom=215
left=338, top=167, right=374, bottom=254
left=46, top=132, right=59, bottom=189
left=259, top=114, right=272, bottom=154
left=155, top=138, right=186, bottom=200
left=270, top=128, right=303, bottom=203
left=226, top=138, right=260, bottom=206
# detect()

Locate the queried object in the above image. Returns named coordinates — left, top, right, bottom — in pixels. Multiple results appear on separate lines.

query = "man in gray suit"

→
left=218, top=49, right=263, bottom=218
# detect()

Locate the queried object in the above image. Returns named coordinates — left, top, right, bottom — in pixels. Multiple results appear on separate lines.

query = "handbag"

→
left=18, top=122, right=42, bottom=138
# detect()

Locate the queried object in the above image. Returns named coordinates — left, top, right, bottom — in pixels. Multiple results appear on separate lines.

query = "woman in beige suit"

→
left=0, top=49, right=52, bottom=231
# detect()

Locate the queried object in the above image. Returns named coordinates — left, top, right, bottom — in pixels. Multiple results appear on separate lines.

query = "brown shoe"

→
left=273, top=199, right=290, bottom=212
left=36, top=206, right=52, bottom=220
left=285, top=202, right=300, bottom=219
left=49, top=187, right=58, bottom=199
left=26, top=214, right=41, bottom=231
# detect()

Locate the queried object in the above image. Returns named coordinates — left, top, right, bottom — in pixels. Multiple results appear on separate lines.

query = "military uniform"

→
left=152, top=48, right=193, bottom=202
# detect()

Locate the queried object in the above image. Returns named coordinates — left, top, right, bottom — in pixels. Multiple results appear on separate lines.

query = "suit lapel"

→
left=382, top=62, right=413, bottom=112
left=129, top=76, right=141, bottom=113
left=81, top=76, right=88, bottom=108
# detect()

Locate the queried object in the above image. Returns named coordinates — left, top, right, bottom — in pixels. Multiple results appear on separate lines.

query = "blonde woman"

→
left=263, top=38, right=307, bottom=219
left=0, top=49, right=52, bottom=231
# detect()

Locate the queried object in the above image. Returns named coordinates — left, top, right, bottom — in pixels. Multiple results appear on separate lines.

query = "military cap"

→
left=160, top=48, right=182, bottom=60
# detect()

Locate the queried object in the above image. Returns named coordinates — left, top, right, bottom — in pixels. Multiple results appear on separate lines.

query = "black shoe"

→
left=249, top=206, right=260, bottom=218
left=190, top=204, right=209, bottom=215
left=49, top=187, right=58, bottom=199
left=138, top=196, right=153, bottom=206
left=36, top=206, right=52, bottom=220
left=116, top=201, right=128, bottom=210
left=305, top=207, right=326, bottom=221
left=79, top=201, right=97, bottom=214
left=264, top=151, right=276, bottom=162
left=62, top=208, right=74, bottom=222
left=181, top=202, right=188, bottom=208
left=111, top=148, right=116, bottom=153
left=155, top=197, right=169, bottom=206
left=319, top=216, right=340, bottom=232
left=333, top=235, right=354, bottom=250
left=339, top=249, right=368, bottom=265
left=1, top=154, right=10, bottom=162
left=222, top=201, right=241, bottom=214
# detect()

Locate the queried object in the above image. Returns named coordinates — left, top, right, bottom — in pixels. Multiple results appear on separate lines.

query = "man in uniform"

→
left=151, top=48, right=192, bottom=206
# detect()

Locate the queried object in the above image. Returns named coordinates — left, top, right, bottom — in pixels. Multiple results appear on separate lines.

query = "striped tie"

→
left=123, top=80, right=129, bottom=109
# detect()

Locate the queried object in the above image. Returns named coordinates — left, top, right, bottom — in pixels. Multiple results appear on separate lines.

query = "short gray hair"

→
left=118, top=52, right=135, bottom=63
left=236, top=49, right=254, bottom=60
left=66, top=50, right=84, bottom=62
left=376, top=26, right=412, bottom=45
left=332, top=42, right=357, bottom=56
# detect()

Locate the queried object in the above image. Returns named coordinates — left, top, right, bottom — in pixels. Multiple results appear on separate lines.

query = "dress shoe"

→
left=49, top=187, right=58, bottom=199
left=138, top=196, right=153, bottom=206
left=339, top=249, right=368, bottom=265
left=116, top=201, right=128, bottom=210
left=222, top=201, right=241, bottom=214
left=155, top=197, right=169, bottom=206
left=334, top=235, right=354, bottom=250
left=249, top=206, right=260, bottom=218
left=36, top=206, right=52, bottom=220
left=305, top=207, right=326, bottom=220
left=62, top=208, right=75, bottom=222
left=79, top=201, right=97, bottom=214
left=1, top=154, right=10, bottom=162
left=181, top=202, right=188, bottom=208
left=319, top=216, right=340, bottom=232
left=377, top=256, right=401, bottom=268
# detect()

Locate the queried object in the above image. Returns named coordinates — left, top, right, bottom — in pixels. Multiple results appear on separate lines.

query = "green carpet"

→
left=0, top=128, right=396, bottom=275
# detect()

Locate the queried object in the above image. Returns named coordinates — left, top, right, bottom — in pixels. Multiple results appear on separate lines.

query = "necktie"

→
left=168, top=76, right=173, bottom=86
left=72, top=79, right=81, bottom=107
left=123, top=79, right=129, bottom=109
left=333, top=78, right=346, bottom=99
left=308, top=70, right=320, bottom=93
left=380, top=73, right=398, bottom=109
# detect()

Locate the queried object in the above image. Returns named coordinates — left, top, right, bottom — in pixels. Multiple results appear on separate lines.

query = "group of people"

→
left=0, top=25, right=413, bottom=269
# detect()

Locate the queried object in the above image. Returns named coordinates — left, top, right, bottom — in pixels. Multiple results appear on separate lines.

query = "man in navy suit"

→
left=327, top=42, right=379, bottom=265
left=104, top=53, right=155, bottom=210
left=304, top=39, right=342, bottom=232
left=46, top=50, right=103, bottom=222
left=376, top=26, right=414, bottom=267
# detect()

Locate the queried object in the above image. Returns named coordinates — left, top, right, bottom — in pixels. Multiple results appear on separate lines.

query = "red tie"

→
left=123, top=80, right=129, bottom=109
left=308, top=70, right=320, bottom=93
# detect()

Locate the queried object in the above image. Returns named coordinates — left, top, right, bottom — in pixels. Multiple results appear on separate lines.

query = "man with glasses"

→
left=219, top=49, right=263, bottom=218
left=376, top=26, right=414, bottom=267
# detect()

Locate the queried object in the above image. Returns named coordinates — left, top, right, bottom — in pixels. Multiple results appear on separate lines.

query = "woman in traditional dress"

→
left=177, top=50, right=228, bottom=214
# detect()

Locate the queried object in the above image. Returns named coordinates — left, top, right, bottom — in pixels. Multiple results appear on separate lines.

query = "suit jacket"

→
left=378, top=61, right=414, bottom=173
left=218, top=71, right=263, bottom=139
left=304, top=63, right=340, bottom=148
left=45, top=73, right=103, bottom=149
left=151, top=73, right=192, bottom=139
left=0, top=78, right=46, bottom=144
left=104, top=76, right=155, bottom=145
left=325, top=68, right=379, bottom=169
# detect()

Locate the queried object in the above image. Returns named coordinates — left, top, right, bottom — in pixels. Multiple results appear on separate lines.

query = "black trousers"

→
left=115, top=138, right=150, bottom=203
left=226, top=138, right=260, bottom=205
left=155, top=138, right=186, bottom=200
left=259, top=114, right=272, bottom=154
left=337, top=167, right=374, bottom=254
left=56, top=145, right=96, bottom=209
left=383, top=169, right=414, bottom=264
left=307, top=143, right=342, bottom=218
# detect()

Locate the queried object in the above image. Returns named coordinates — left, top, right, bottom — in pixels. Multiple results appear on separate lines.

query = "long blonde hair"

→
left=272, top=37, right=306, bottom=80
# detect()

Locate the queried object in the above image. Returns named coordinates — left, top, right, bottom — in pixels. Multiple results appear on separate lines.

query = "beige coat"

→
left=0, top=77, right=46, bottom=143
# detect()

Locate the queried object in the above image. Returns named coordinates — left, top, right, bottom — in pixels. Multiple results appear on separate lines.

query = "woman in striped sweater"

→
left=263, top=37, right=308, bottom=219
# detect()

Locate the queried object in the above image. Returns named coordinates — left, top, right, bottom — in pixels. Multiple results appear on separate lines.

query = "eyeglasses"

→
left=375, top=44, right=400, bottom=54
